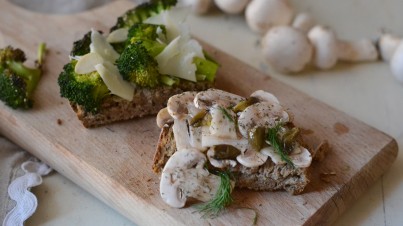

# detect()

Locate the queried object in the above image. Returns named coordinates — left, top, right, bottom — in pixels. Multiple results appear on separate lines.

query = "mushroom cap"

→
left=390, top=42, right=403, bottom=84
left=292, top=13, right=315, bottom=34
left=262, top=26, right=313, bottom=73
left=214, top=0, right=250, bottom=14
left=194, top=88, right=245, bottom=109
left=156, top=108, right=173, bottom=128
left=180, top=0, right=212, bottom=14
left=307, top=25, right=338, bottom=70
left=160, top=149, right=207, bottom=208
left=245, top=0, right=294, bottom=34
left=378, top=33, right=401, bottom=62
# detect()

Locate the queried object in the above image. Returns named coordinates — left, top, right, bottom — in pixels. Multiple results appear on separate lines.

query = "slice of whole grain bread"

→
left=71, top=81, right=212, bottom=128
left=153, top=123, right=328, bottom=195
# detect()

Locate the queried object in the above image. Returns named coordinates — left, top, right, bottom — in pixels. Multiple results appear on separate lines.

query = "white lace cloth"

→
left=2, top=161, right=52, bottom=226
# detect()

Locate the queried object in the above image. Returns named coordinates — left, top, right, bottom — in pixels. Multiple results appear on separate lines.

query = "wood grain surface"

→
left=0, top=1, right=398, bottom=225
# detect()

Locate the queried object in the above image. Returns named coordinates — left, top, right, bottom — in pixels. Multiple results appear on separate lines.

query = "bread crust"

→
left=70, top=81, right=212, bottom=128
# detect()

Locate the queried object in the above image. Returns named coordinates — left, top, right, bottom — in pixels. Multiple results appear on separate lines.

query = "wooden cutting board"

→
left=0, top=1, right=398, bottom=225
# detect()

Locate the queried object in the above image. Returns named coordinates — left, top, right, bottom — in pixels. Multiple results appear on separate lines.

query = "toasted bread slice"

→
left=71, top=81, right=212, bottom=128
left=152, top=89, right=329, bottom=195
left=153, top=122, right=328, bottom=195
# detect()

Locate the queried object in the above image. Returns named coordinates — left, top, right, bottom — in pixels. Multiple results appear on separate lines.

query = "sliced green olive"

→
left=248, top=127, right=266, bottom=151
left=213, top=145, right=241, bottom=160
left=233, top=97, right=259, bottom=113
left=190, top=110, right=212, bottom=127
left=282, top=127, right=300, bottom=154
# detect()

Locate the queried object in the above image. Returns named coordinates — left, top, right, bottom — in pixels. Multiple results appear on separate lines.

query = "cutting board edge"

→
left=304, top=138, right=398, bottom=226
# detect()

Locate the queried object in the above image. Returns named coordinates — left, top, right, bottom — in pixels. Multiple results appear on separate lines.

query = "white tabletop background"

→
left=6, top=0, right=401, bottom=225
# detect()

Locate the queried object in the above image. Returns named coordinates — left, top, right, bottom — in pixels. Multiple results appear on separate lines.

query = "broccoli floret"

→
left=0, top=45, right=45, bottom=109
left=116, top=42, right=160, bottom=88
left=70, top=31, right=92, bottom=57
left=110, top=0, right=177, bottom=31
left=127, top=24, right=167, bottom=57
left=58, top=60, right=110, bottom=114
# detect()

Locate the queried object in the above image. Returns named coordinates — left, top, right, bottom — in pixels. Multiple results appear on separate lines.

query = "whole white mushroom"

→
left=214, top=0, right=250, bottom=14
left=245, top=0, right=294, bottom=34
left=390, top=42, right=403, bottom=84
left=262, top=26, right=313, bottom=73
left=378, top=33, right=401, bottom=62
left=308, top=26, right=338, bottom=69
left=179, top=0, right=212, bottom=14
left=292, top=12, right=315, bottom=34
left=308, top=25, right=378, bottom=70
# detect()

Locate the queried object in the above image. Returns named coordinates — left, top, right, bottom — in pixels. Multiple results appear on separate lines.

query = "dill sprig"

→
left=219, top=106, right=234, bottom=123
left=266, top=123, right=295, bottom=168
left=195, top=171, right=234, bottom=218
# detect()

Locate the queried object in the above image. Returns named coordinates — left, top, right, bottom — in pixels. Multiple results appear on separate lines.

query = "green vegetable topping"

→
left=233, top=97, right=259, bottom=113
left=266, top=123, right=295, bottom=168
left=58, top=60, right=110, bottom=114
left=194, top=57, right=219, bottom=82
left=116, top=43, right=160, bottom=88
left=249, top=127, right=266, bottom=151
left=0, top=44, right=46, bottom=109
left=195, top=171, right=234, bottom=218
left=189, top=109, right=208, bottom=127
left=110, top=0, right=178, bottom=31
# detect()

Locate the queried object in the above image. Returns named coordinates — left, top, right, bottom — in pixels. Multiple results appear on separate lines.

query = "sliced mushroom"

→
left=201, top=126, right=249, bottom=153
left=156, top=108, right=174, bottom=128
left=167, top=91, right=198, bottom=120
left=236, top=149, right=268, bottom=168
left=188, top=124, right=205, bottom=151
left=207, top=148, right=237, bottom=168
left=238, top=101, right=289, bottom=138
left=194, top=89, right=245, bottom=110
left=209, top=105, right=237, bottom=139
left=261, top=144, right=312, bottom=168
left=260, top=146, right=285, bottom=165
left=289, top=146, right=312, bottom=168
left=172, top=119, right=192, bottom=151
left=160, top=149, right=221, bottom=208
left=250, top=90, right=280, bottom=104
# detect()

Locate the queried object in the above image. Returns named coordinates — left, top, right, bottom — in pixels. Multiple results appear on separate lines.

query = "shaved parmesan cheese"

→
left=107, top=28, right=129, bottom=43
left=75, top=52, right=103, bottom=74
left=95, top=63, right=134, bottom=101
left=90, top=29, right=119, bottom=62
left=155, top=35, right=205, bottom=82
left=144, top=8, right=189, bottom=41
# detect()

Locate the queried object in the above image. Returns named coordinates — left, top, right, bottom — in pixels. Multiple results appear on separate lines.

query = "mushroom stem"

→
left=378, top=33, right=402, bottom=62
left=337, top=39, right=378, bottom=62
left=308, top=25, right=378, bottom=70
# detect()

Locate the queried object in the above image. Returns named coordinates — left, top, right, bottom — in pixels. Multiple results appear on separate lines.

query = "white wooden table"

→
left=18, top=0, right=403, bottom=225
